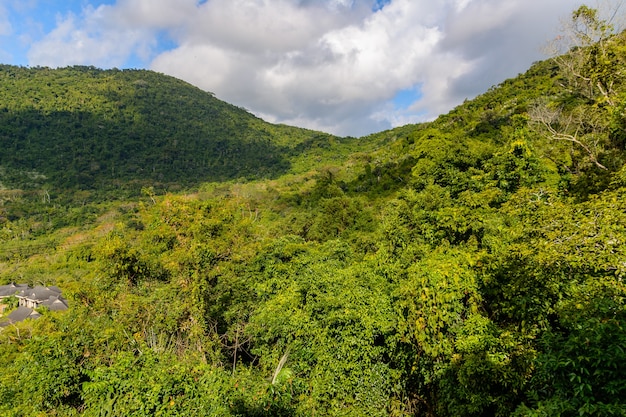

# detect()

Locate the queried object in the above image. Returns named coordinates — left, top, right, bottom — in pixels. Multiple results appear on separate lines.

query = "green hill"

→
left=1, top=6, right=626, bottom=417
left=0, top=65, right=364, bottom=192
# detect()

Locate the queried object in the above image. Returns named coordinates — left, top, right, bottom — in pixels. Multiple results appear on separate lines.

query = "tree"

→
left=530, top=4, right=626, bottom=179
left=548, top=4, right=625, bottom=105
left=529, top=101, right=608, bottom=170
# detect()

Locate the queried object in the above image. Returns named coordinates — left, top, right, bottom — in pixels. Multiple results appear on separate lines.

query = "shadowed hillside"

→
left=0, top=65, right=357, bottom=191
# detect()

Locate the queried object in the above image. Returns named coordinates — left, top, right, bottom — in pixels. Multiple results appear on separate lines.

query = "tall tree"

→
left=530, top=4, right=626, bottom=180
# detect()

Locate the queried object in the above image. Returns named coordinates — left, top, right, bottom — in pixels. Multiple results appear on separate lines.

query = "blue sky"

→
left=392, top=86, right=422, bottom=110
left=0, top=0, right=584, bottom=136
left=1, top=1, right=103, bottom=64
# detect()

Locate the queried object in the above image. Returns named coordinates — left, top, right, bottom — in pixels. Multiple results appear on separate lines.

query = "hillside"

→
left=0, top=65, right=369, bottom=193
left=1, top=7, right=626, bottom=417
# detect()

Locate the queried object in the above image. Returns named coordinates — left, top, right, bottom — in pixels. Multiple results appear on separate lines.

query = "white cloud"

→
left=454, top=0, right=473, bottom=12
left=110, top=0, right=198, bottom=29
left=151, top=43, right=234, bottom=90
left=25, top=0, right=583, bottom=136
left=151, top=0, right=456, bottom=135
left=27, top=4, right=158, bottom=68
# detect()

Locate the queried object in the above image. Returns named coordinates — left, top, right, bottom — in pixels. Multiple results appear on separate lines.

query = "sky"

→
left=0, top=0, right=588, bottom=137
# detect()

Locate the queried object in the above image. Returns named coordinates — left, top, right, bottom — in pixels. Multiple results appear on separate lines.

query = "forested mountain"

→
left=0, top=64, right=362, bottom=192
left=1, top=6, right=625, bottom=417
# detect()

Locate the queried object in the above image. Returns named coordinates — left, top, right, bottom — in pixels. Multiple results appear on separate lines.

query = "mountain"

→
left=0, top=65, right=364, bottom=192
left=1, top=9, right=626, bottom=417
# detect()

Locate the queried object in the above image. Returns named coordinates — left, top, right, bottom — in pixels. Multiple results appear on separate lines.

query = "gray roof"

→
left=0, top=284, right=69, bottom=325
left=47, top=285, right=62, bottom=293
left=0, top=283, right=30, bottom=298
left=0, top=306, right=40, bottom=327
left=41, top=295, right=69, bottom=311
left=17, top=286, right=62, bottom=302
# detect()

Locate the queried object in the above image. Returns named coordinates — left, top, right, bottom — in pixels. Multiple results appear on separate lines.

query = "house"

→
left=0, top=283, right=68, bottom=327
left=16, top=285, right=66, bottom=309
left=0, top=283, right=29, bottom=298
left=0, top=283, right=28, bottom=315
left=4, top=306, right=41, bottom=324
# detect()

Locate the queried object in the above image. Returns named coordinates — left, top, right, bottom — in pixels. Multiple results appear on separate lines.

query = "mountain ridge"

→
left=0, top=64, right=363, bottom=192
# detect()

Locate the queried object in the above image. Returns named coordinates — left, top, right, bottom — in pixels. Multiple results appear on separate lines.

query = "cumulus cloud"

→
left=435, top=0, right=580, bottom=109
left=151, top=0, right=456, bottom=134
left=25, top=0, right=582, bottom=136
left=27, top=4, right=155, bottom=68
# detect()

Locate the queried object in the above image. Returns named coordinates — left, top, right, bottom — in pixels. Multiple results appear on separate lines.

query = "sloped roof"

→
left=41, top=295, right=69, bottom=311
left=17, top=286, right=62, bottom=302
left=0, top=283, right=29, bottom=298
left=0, top=306, right=40, bottom=327
left=0, top=284, right=69, bottom=325
left=47, top=285, right=62, bottom=294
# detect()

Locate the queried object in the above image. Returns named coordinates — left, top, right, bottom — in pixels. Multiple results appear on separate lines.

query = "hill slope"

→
left=0, top=65, right=358, bottom=191
left=1, top=9, right=626, bottom=417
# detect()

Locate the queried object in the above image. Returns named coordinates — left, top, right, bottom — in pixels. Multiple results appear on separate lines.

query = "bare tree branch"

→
left=529, top=103, right=608, bottom=170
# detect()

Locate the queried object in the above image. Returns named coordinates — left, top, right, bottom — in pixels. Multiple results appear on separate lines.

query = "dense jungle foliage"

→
left=1, top=5, right=626, bottom=416
left=0, top=64, right=364, bottom=193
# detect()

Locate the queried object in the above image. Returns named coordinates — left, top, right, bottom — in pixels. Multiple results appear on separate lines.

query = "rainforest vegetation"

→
left=1, top=5, right=625, bottom=416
